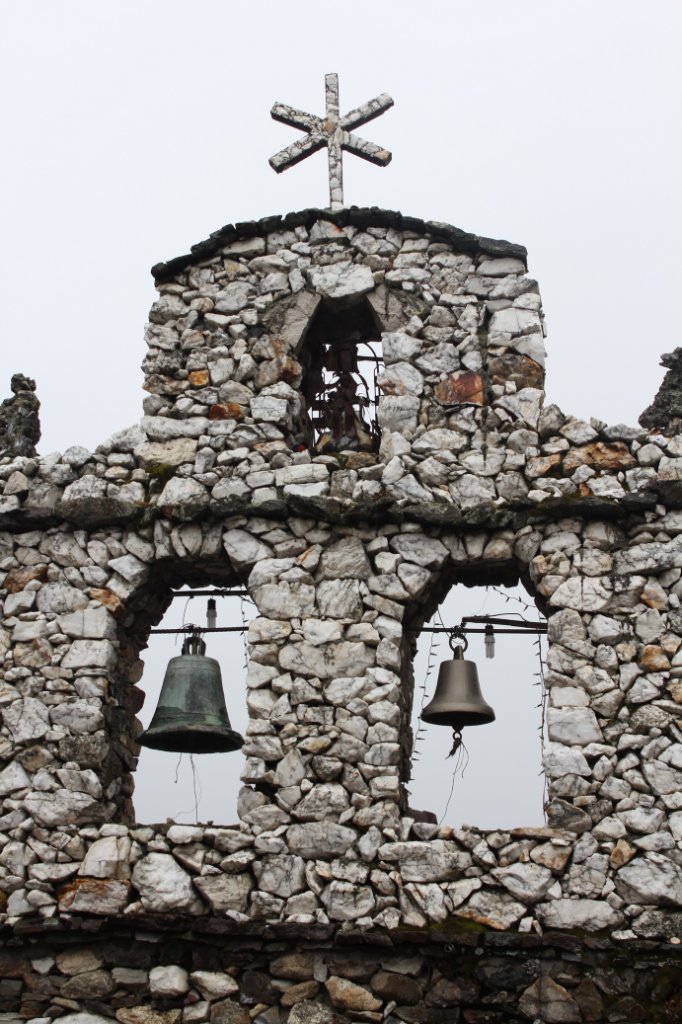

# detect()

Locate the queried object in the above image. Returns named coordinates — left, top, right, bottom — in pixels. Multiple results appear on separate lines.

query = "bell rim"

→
left=138, top=724, right=244, bottom=754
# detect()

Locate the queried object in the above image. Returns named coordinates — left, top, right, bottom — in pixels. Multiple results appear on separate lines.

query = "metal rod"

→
left=150, top=626, right=247, bottom=635
left=149, top=624, right=546, bottom=636
left=419, top=625, right=546, bottom=635
left=169, top=590, right=248, bottom=598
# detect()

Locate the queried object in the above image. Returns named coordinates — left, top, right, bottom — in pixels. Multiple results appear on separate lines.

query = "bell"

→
left=138, top=633, right=244, bottom=754
left=421, top=645, right=495, bottom=731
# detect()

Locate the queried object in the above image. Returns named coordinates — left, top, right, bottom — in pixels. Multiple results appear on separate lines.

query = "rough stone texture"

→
left=1, top=207, right=682, bottom=1024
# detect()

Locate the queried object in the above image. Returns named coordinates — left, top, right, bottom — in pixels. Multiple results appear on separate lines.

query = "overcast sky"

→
left=1, top=1, right=680, bottom=828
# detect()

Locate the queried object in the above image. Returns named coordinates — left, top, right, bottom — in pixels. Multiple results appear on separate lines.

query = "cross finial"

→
left=269, top=73, right=394, bottom=210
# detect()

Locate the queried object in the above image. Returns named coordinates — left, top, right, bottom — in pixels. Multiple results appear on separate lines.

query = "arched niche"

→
left=393, top=527, right=549, bottom=825
left=109, top=551, right=251, bottom=826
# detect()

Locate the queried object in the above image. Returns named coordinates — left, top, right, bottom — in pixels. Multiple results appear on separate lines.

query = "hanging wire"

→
left=173, top=753, right=203, bottom=822
left=410, top=615, right=440, bottom=771
left=439, top=733, right=469, bottom=825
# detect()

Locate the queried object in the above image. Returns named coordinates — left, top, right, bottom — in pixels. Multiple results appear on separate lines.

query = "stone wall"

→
left=1, top=208, right=681, bottom=1021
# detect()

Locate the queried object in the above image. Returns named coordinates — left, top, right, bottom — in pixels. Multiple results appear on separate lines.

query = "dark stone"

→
left=426, top=976, right=480, bottom=1007
left=639, top=348, right=682, bottom=432
left=474, top=957, right=537, bottom=990
left=545, top=799, right=593, bottom=833
left=0, top=373, right=40, bottom=457
left=60, top=969, right=115, bottom=999
left=269, top=953, right=315, bottom=980
left=327, top=956, right=375, bottom=982
left=370, top=971, right=422, bottom=1004
left=211, top=998, right=252, bottom=1024
left=605, top=995, right=646, bottom=1022
left=394, top=1007, right=458, bottom=1024
left=239, top=969, right=279, bottom=1005
left=488, top=354, right=544, bottom=391
left=573, top=978, right=604, bottom=1022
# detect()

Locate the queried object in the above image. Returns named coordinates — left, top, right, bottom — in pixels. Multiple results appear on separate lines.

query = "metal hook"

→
left=448, top=629, right=468, bottom=655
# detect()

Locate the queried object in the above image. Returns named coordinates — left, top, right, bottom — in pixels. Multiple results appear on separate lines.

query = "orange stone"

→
left=638, top=645, right=670, bottom=672
left=3, top=565, right=48, bottom=593
left=188, top=370, right=210, bottom=387
left=488, top=354, right=544, bottom=391
left=609, top=839, right=635, bottom=869
left=527, top=453, right=562, bottom=478
left=90, top=588, right=125, bottom=615
left=434, top=371, right=484, bottom=406
left=563, top=442, right=635, bottom=473
left=209, top=403, right=244, bottom=421
left=667, top=680, right=682, bottom=704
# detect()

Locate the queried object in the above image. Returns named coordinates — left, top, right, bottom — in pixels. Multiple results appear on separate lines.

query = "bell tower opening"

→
left=298, top=297, right=383, bottom=455
left=134, top=587, right=254, bottom=826
left=409, top=583, right=547, bottom=830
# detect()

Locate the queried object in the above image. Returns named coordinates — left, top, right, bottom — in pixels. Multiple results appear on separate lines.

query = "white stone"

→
left=378, top=396, right=420, bottom=433
left=131, top=853, right=202, bottom=913
left=214, top=281, right=252, bottom=313
left=287, top=822, right=357, bottom=859
left=254, top=854, right=306, bottom=897
left=546, top=708, right=603, bottom=745
left=616, top=853, right=682, bottom=906
left=537, top=898, right=624, bottom=930
left=58, top=607, right=116, bottom=639
left=23, top=789, right=99, bottom=826
left=142, top=416, right=209, bottom=440
left=36, top=583, right=88, bottom=614
left=79, top=836, right=132, bottom=879
left=492, top=863, right=554, bottom=903
left=307, top=262, right=374, bottom=301
left=190, top=971, right=239, bottom=1000
left=107, top=554, right=149, bottom=586
left=50, top=700, right=104, bottom=734
left=254, top=580, right=316, bottom=619
left=223, top=529, right=272, bottom=569
left=158, top=477, right=209, bottom=515
left=320, top=880, right=375, bottom=920
left=0, top=762, right=31, bottom=796
left=543, top=743, right=591, bottom=777
left=457, top=889, right=526, bottom=930
left=150, top=965, right=190, bottom=997
left=61, top=640, right=117, bottom=671
left=3, top=697, right=50, bottom=744
left=319, top=537, right=370, bottom=579
left=377, top=362, right=424, bottom=397
left=279, top=641, right=373, bottom=679
left=378, top=841, right=469, bottom=882
left=382, top=331, right=421, bottom=363
left=549, top=577, right=612, bottom=611
left=317, top=579, right=362, bottom=619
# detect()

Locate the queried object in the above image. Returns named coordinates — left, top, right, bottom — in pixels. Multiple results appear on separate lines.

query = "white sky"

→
left=1, top=1, right=680, bottom=828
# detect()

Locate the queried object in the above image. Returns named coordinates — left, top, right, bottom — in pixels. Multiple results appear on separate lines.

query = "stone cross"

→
left=269, top=73, right=394, bottom=210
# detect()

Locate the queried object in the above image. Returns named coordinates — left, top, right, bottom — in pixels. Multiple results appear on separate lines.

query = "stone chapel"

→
left=0, top=84, right=681, bottom=1024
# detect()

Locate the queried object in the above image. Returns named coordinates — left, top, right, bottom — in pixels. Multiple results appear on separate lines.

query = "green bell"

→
left=138, top=633, right=244, bottom=754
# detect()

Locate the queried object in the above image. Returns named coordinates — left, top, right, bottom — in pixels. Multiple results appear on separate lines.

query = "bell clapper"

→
left=447, top=728, right=463, bottom=759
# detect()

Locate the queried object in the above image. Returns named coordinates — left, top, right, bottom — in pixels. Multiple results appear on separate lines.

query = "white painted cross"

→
left=269, top=73, right=394, bottom=210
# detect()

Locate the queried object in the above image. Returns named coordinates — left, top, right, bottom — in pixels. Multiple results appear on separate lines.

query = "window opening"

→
left=135, top=588, right=254, bottom=825
left=410, top=583, right=547, bottom=830
left=299, top=299, right=383, bottom=454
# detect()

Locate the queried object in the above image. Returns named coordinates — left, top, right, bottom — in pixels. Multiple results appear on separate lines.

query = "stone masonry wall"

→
left=0, top=208, right=681, bottom=1022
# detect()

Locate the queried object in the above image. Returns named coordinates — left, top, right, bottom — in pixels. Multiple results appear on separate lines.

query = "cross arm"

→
left=269, top=131, right=328, bottom=173
left=343, top=132, right=392, bottom=167
left=270, top=102, right=323, bottom=134
left=341, top=93, right=394, bottom=132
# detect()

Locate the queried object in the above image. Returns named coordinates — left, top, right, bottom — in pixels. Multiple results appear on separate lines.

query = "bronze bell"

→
left=421, top=643, right=495, bottom=731
left=138, top=633, right=244, bottom=754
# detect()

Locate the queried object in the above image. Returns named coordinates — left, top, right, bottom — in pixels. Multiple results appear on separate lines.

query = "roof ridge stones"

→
left=151, top=207, right=528, bottom=284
